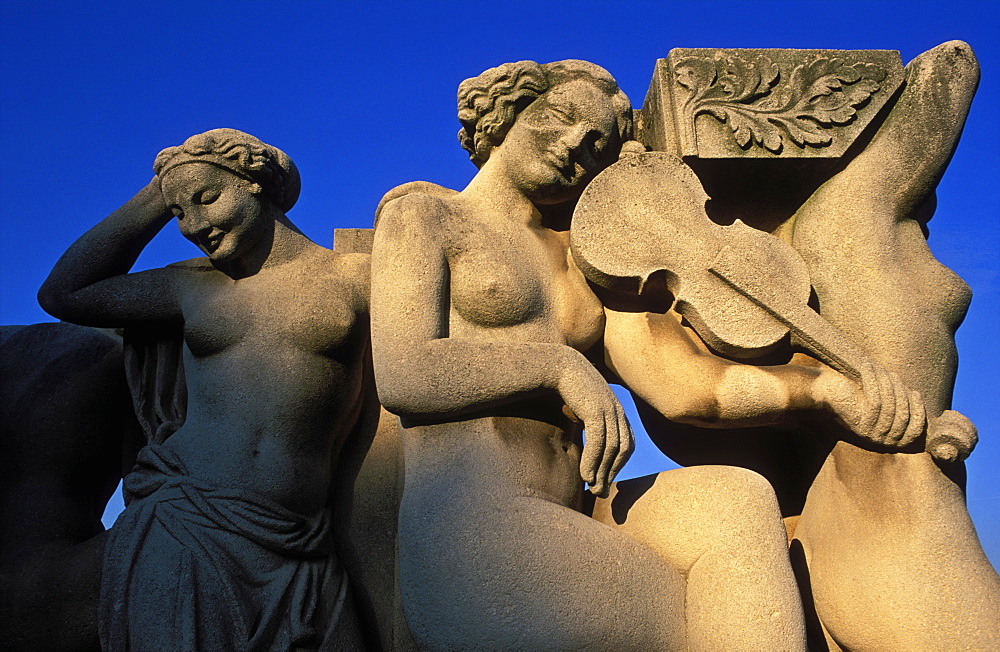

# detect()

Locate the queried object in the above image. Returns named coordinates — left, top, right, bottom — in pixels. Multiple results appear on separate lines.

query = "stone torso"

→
left=397, top=193, right=605, bottom=508
left=166, top=247, right=370, bottom=514
left=444, top=195, right=605, bottom=353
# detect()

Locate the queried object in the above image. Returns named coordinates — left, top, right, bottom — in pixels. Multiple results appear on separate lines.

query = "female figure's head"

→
left=457, top=60, right=633, bottom=203
left=153, top=129, right=300, bottom=261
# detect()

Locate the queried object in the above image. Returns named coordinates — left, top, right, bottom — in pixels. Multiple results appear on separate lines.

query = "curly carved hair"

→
left=457, top=60, right=633, bottom=168
left=153, top=129, right=301, bottom=212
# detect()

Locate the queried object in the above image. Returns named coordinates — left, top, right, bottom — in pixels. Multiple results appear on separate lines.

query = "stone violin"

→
left=570, top=151, right=976, bottom=462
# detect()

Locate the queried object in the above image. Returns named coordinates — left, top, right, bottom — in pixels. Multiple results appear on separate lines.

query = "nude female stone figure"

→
left=370, top=60, right=919, bottom=649
left=38, top=129, right=370, bottom=650
left=789, top=41, right=1000, bottom=649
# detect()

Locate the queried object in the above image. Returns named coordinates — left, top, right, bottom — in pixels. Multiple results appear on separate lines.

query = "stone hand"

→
left=816, top=360, right=925, bottom=450
left=557, top=359, right=633, bottom=497
left=854, top=360, right=927, bottom=449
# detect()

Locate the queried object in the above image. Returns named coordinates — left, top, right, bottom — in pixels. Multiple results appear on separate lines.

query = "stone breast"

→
left=182, top=275, right=357, bottom=360
left=449, top=249, right=546, bottom=329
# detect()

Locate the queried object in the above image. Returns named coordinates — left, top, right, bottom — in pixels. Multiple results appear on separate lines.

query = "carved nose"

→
left=180, top=213, right=213, bottom=244
left=561, top=125, right=587, bottom=150
left=186, top=210, right=211, bottom=234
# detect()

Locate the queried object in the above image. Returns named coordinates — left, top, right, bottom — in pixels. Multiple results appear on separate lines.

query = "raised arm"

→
left=806, top=41, right=979, bottom=223
left=790, top=41, right=980, bottom=415
left=370, top=192, right=631, bottom=494
left=38, top=179, right=184, bottom=328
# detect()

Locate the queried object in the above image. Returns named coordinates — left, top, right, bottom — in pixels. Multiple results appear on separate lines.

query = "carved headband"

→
left=156, top=154, right=260, bottom=186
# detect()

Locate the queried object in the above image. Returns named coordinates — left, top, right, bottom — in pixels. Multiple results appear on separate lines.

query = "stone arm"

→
left=790, top=41, right=980, bottom=418
left=825, top=41, right=978, bottom=226
left=603, top=307, right=924, bottom=448
left=370, top=193, right=631, bottom=495
left=38, top=179, right=184, bottom=328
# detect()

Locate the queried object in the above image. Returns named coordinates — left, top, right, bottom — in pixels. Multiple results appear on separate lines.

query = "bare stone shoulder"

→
left=316, top=248, right=372, bottom=313
left=374, top=181, right=459, bottom=244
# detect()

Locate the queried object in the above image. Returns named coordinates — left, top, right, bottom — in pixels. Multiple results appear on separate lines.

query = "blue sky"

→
left=2, top=1, right=997, bottom=565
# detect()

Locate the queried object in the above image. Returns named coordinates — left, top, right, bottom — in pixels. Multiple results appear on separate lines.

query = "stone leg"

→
left=592, top=466, right=806, bottom=651
left=794, top=443, right=999, bottom=649
left=398, top=486, right=689, bottom=649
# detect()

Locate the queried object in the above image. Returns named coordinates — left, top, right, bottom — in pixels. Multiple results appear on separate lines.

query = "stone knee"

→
left=696, top=465, right=781, bottom=521
left=600, top=466, right=785, bottom=576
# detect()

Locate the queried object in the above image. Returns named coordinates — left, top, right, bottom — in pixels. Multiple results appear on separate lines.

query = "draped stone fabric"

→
left=99, top=445, right=360, bottom=651
left=123, top=326, right=187, bottom=445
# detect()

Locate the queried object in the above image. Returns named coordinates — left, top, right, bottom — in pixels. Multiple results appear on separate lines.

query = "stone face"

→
left=637, top=48, right=904, bottom=158
left=370, top=58, right=818, bottom=650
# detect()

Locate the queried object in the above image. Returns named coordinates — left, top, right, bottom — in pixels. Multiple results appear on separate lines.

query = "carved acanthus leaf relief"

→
left=674, top=53, right=887, bottom=154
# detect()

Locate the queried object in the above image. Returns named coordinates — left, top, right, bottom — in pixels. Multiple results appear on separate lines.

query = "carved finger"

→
left=872, top=364, right=897, bottom=444
left=592, top=409, right=618, bottom=497
left=899, top=390, right=926, bottom=448
left=885, top=373, right=912, bottom=445
left=609, top=404, right=633, bottom=484
left=857, top=360, right=881, bottom=436
left=580, top=413, right=605, bottom=488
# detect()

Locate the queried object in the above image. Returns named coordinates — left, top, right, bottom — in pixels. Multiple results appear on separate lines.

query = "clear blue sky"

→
left=2, top=1, right=997, bottom=565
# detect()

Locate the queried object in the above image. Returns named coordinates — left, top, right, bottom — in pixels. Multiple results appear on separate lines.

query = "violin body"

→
left=571, top=151, right=976, bottom=462
left=571, top=152, right=812, bottom=360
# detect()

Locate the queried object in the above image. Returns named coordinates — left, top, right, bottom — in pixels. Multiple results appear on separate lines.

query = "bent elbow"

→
left=36, top=280, right=68, bottom=320
left=375, top=382, right=410, bottom=418
left=372, top=357, right=428, bottom=419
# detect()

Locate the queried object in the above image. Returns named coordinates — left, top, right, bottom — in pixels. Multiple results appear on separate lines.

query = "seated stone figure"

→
left=38, top=129, right=371, bottom=651
left=370, top=59, right=919, bottom=649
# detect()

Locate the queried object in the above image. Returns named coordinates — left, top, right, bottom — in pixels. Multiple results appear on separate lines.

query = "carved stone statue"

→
left=367, top=58, right=955, bottom=649
left=570, top=42, right=998, bottom=649
left=6, top=43, right=994, bottom=651
left=37, top=129, right=371, bottom=650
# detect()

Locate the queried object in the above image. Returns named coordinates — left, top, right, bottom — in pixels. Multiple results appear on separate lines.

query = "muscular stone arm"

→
left=604, top=306, right=929, bottom=453
left=603, top=307, right=860, bottom=428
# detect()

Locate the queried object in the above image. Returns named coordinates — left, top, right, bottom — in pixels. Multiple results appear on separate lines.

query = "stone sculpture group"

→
left=1, top=41, right=997, bottom=650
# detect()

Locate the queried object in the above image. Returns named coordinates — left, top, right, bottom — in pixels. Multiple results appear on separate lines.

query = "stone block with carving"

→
left=636, top=48, right=904, bottom=158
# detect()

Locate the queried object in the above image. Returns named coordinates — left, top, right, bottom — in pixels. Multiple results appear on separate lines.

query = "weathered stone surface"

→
left=637, top=48, right=904, bottom=158
left=6, top=41, right=995, bottom=652
left=576, top=41, right=998, bottom=649
left=371, top=59, right=818, bottom=650
left=36, top=129, right=372, bottom=650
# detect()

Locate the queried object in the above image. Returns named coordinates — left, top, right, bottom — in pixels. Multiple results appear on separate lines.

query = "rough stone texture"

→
left=371, top=59, right=819, bottom=650
left=788, top=41, right=1000, bottom=649
left=5, top=43, right=995, bottom=651
left=330, top=225, right=417, bottom=651
left=574, top=42, right=998, bottom=649
left=35, top=129, right=372, bottom=650
left=369, top=45, right=996, bottom=651
left=637, top=48, right=905, bottom=159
